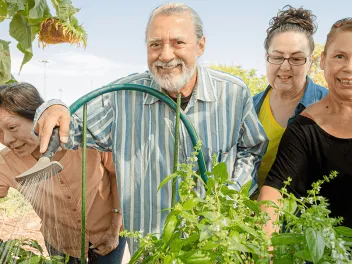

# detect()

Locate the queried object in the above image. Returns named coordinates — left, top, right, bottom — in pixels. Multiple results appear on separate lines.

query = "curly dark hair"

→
left=0, top=82, right=44, bottom=121
left=264, top=5, right=317, bottom=53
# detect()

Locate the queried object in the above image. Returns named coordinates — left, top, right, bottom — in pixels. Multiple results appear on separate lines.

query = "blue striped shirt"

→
left=34, top=65, right=268, bottom=253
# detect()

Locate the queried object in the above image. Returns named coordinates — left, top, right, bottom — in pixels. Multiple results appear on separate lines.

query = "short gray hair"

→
left=145, top=3, right=204, bottom=43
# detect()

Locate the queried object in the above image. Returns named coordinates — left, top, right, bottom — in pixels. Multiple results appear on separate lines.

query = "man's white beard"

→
left=151, top=58, right=197, bottom=93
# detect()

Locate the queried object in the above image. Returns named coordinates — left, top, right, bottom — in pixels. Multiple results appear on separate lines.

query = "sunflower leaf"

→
left=9, top=13, right=33, bottom=72
left=0, top=39, right=11, bottom=84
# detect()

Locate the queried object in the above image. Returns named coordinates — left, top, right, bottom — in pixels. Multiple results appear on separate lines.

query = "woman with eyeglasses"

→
left=252, top=6, right=328, bottom=196
left=259, top=17, right=352, bottom=233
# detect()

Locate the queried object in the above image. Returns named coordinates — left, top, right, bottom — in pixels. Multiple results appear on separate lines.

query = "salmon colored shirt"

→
left=0, top=148, right=117, bottom=258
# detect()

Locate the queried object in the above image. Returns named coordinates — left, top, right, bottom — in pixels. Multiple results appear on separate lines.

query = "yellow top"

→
left=257, top=89, right=286, bottom=189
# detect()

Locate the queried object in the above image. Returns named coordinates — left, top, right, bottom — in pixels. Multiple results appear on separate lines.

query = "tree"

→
left=0, top=0, right=87, bottom=84
left=309, top=43, right=327, bottom=88
left=210, top=64, right=268, bottom=95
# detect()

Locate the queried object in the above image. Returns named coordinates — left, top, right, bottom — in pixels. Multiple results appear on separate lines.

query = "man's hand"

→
left=92, top=213, right=123, bottom=256
left=34, top=105, right=71, bottom=153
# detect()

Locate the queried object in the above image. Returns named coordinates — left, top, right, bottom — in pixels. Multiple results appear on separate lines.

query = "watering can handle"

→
left=40, top=127, right=61, bottom=160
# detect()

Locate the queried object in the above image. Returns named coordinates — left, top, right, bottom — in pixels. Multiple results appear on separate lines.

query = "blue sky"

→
left=1, top=0, right=351, bottom=105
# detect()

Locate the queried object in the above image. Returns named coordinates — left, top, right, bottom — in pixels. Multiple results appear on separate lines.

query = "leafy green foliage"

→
left=0, top=238, right=69, bottom=263
left=124, top=147, right=352, bottom=263
left=271, top=173, right=352, bottom=263
left=309, top=43, right=328, bottom=88
left=0, top=188, right=32, bottom=217
left=0, top=39, right=11, bottom=84
left=210, top=64, right=268, bottom=95
left=0, top=0, right=85, bottom=82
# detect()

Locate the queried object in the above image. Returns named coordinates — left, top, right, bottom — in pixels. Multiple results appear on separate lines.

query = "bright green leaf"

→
left=158, top=173, right=178, bottom=192
left=283, top=196, right=297, bottom=215
left=28, top=0, right=49, bottom=19
left=240, top=180, right=252, bottom=196
left=180, top=233, right=200, bottom=249
left=178, top=250, right=214, bottom=264
left=243, top=199, right=261, bottom=214
left=305, top=228, right=325, bottom=264
left=56, top=0, right=79, bottom=21
left=9, top=13, right=33, bottom=71
left=228, top=240, right=252, bottom=253
left=271, top=233, right=305, bottom=245
left=201, top=241, right=218, bottom=250
left=128, top=246, right=145, bottom=264
left=212, top=162, right=228, bottom=182
left=272, top=257, right=294, bottom=264
left=179, top=211, right=198, bottom=223
left=206, top=177, right=215, bottom=190
left=0, top=39, right=11, bottom=84
left=169, top=232, right=182, bottom=252
left=236, top=222, right=259, bottom=237
left=199, top=225, right=213, bottom=241
left=163, top=255, right=173, bottom=264
left=7, top=0, right=26, bottom=17
left=0, top=0, right=7, bottom=21
left=294, top=249, right=313, bottom=262
left=18, top=255, right=41, bottom=264
left=334, top=226, right=352, bottom=237
left=183, top=198, right=200, bottom=210
left=161, top=214, right=178, bottom=244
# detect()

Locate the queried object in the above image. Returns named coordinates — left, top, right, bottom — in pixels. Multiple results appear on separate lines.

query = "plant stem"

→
left=81, top=103, right=87, bottom=263
left=171, top=93, right=181, bottom=207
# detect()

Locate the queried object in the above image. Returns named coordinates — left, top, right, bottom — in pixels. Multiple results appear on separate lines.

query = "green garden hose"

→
left=69, top=83, right=207, bottom=263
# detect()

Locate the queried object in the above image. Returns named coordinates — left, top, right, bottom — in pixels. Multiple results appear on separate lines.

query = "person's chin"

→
left=13, top=147, right=31, bottom=158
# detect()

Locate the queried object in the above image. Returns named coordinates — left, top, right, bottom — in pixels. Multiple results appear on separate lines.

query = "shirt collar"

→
left=299, top=76, right=318, bottom=108
left=143, top=65, right=217, bottom=105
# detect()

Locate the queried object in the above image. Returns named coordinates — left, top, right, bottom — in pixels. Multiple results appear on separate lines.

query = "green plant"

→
left=0, top=238, right=68, bottom=263
left=126, top=145, right=352, bottom=263
left=0, top=0, right=86, bottom=84
left=271, top=174, right=352, bottom=263
left=0, top=188, right=33, bottom=217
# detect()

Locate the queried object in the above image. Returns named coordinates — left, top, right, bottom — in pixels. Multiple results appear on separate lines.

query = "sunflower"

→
left=38, top=17, right=87, bottom=48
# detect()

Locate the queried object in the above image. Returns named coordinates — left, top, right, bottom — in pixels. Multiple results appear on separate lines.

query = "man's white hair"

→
left=145, top=2, right=204, bottom=43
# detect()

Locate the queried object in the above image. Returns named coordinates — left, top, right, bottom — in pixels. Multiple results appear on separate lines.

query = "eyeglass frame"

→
left=266, top=53, right=312, bottom=66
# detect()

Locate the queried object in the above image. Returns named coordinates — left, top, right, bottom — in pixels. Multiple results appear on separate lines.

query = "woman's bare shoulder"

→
left=302, top=97, right=328, bottom=118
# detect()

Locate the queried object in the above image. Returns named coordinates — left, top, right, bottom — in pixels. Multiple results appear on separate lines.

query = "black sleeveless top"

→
left=265, top=115, right=352, bottom=227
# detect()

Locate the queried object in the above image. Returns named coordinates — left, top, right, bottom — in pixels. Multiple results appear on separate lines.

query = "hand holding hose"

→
left=34, top=105, right=71, bottom=153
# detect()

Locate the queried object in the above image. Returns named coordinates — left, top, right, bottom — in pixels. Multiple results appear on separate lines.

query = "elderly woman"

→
left=0, top=83, right=126, bottom=263
left=253, top=6, right=327, bottom=194
left=259, top=17, right=352, bottom=233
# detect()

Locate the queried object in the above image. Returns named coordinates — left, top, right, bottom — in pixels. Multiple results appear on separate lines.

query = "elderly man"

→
left=34, top=3, right=267, bottom=253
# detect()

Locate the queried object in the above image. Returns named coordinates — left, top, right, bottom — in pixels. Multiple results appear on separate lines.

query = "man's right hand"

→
left=34, top=105, right=71, bottom=153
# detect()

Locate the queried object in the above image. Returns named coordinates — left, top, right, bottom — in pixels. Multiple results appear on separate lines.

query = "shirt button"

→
left=77, top=220, right=81, bottom=223
left=60, top=180, right=64, bottom=184
left=67, top=196, right=71, bottom=199
left=73, top=208, right=77, bottom=212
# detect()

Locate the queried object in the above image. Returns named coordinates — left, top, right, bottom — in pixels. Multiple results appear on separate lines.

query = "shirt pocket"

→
left=206, top=146, right=237, bottom=174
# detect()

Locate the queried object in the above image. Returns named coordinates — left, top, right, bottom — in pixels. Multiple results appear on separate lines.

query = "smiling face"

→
left=0, top=108, right=39, bottom=158
left=266, top=31, right=312, bottom=94
left=320, top=31, right=352, bottom=100
left=146, top=14, right=205, bottom=93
